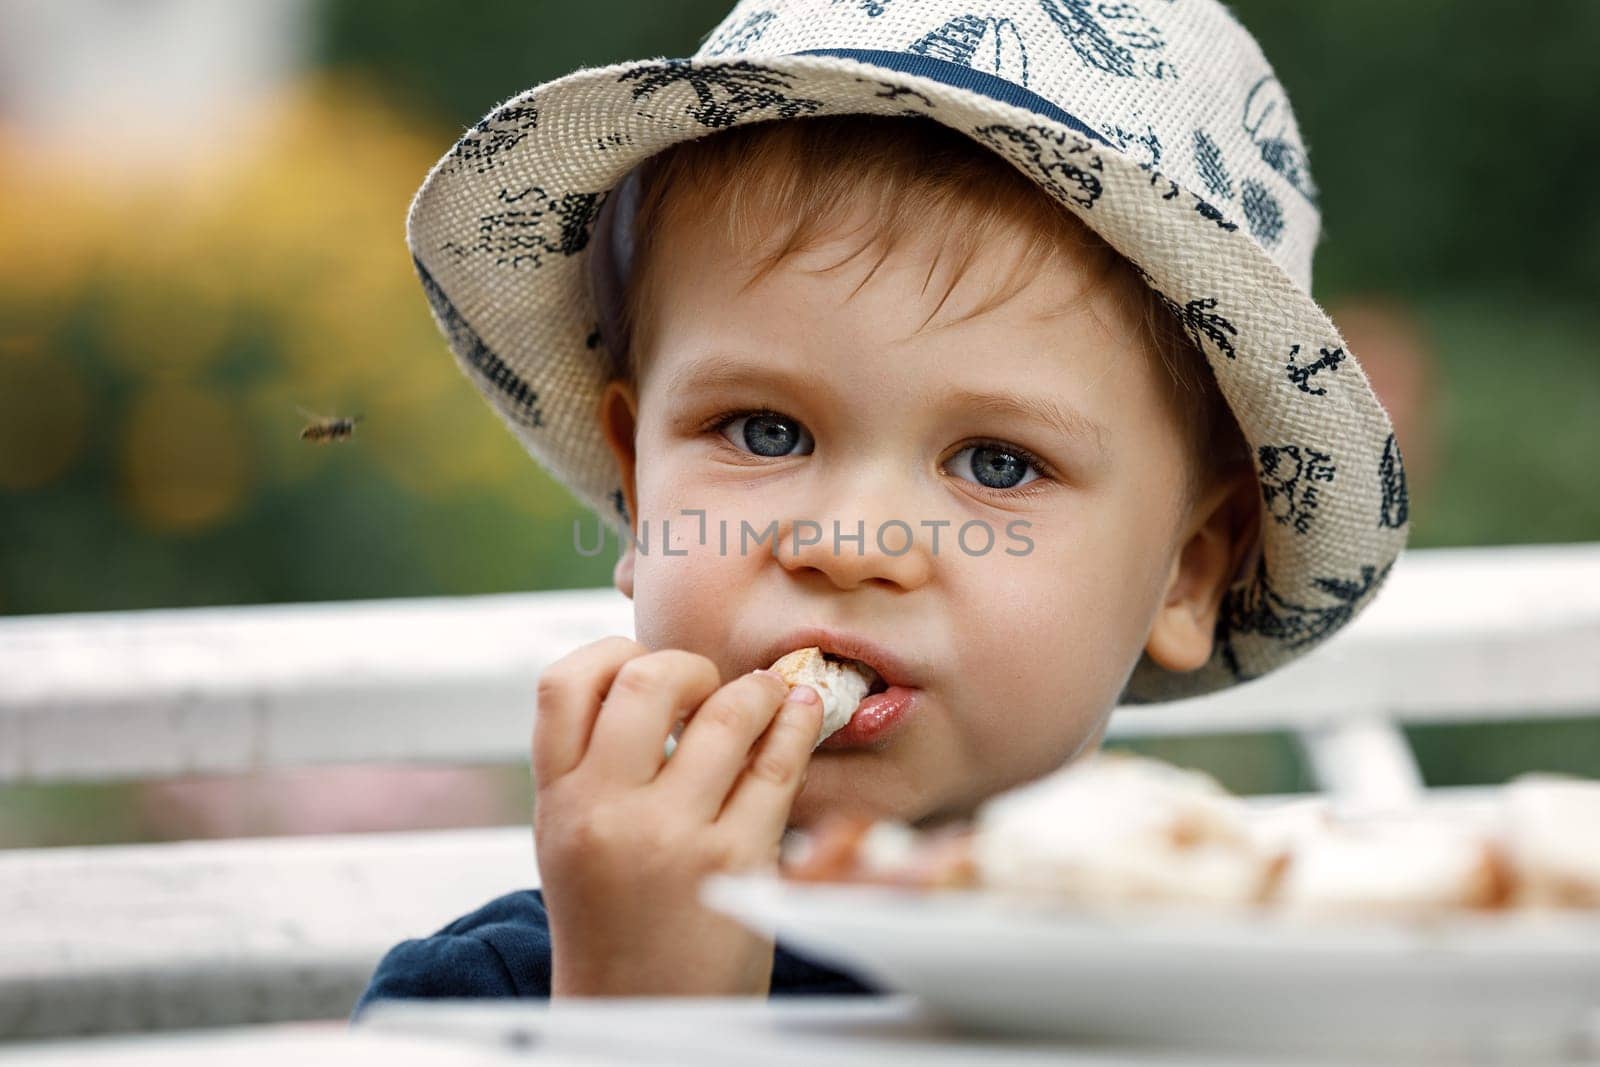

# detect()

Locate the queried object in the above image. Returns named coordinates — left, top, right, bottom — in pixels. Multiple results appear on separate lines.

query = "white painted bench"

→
left=3, top=542, right=1598, bottom=1040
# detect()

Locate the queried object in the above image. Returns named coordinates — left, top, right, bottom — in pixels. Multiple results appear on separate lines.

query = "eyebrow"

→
left=946, top=389, right=1111, bottom=463
left=665, top=354, right=1111, bottom=462
left=664, top=354, right=825, bottom=399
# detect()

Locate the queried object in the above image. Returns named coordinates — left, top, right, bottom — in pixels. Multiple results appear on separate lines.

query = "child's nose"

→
left=771, top=508, right=935, bottom=592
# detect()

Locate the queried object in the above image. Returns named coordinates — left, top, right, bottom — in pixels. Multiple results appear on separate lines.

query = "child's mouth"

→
left=817, top=652, right=916, bottom=750
left=763, top=640, right=922, bottom=751
left=822, top=652, right=889, bottom=697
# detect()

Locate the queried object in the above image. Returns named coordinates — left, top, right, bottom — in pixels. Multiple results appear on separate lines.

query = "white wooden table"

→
left=0, top=1020, right=547, bottom=1065
left=9, top=994, right=1540, bottom=1066
left=355, top=995, right=1390, bottom=1065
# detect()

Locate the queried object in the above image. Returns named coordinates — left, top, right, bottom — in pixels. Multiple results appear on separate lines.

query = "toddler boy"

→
left=353, top=0, right=1409, bottom=1014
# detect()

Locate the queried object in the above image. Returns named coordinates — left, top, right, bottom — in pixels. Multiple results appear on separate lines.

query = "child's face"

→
left=600, top=200, right=1237, bottom=829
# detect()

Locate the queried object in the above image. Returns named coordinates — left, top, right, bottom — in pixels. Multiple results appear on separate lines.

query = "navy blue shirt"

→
left=350, top=887, right=880, bottom=1022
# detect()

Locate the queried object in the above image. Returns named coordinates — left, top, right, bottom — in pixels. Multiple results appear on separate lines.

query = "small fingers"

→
left=653, top=668, right=793, bottom=821
left=582, top=649, right=724, bottom=785
left=714, top=684, right=823, bottom=842
left=532, top=636, right=648, bottom=786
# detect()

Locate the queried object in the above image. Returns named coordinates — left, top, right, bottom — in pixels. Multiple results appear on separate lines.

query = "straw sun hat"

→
left=404, top=0, right=1411, bottom=704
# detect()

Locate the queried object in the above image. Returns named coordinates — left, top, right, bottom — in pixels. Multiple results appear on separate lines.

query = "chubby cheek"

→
left=627, top=468, right=764, bottom=677
left=942, top=534, right=1139, bottom=799
left=632, top=543, right=745, bottom=663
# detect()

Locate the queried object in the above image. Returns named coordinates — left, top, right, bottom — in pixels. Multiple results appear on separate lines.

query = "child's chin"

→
left=784, top=778, right=835, bottom=832
left=784, top=768, right=912, bottom=832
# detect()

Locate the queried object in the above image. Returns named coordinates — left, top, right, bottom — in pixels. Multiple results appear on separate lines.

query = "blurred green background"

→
left=1, top=0, right=1595, bottom=846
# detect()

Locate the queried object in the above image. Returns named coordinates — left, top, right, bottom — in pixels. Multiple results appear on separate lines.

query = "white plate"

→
left=702, top=873, right=1600, bottom=1061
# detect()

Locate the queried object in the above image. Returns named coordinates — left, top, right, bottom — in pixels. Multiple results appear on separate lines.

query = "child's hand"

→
left=531, top=636, right=822, bottom=997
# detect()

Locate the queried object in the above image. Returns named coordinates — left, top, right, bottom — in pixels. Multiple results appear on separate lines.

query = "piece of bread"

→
left=972, top=752, right=1276, bottom=911
left=1270, top=812, right=1510, bottom=920
left=769, top=646, right=879, bottom=748
left=1498, top=773, right=1600, bottom=909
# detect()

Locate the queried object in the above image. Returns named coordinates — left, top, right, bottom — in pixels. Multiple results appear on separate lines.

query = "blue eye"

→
left=948, top=443, right=1043, bottom=491
left=718, top=411, right=814, bottom=457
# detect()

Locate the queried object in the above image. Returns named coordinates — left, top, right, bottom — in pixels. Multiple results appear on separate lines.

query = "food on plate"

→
left=1498, top=774, right=1600, bottom=909
left=774, top=752, right=1600, bottom=921
left=784, top=812, right=978, bottom=889
left=1271, top=813, right=1511, bottom=920
left=769, top=646, right=882, bottom=747
left=973, top=753, right=1280, bottom=910
left=1240, top=794, right=1334, bottom=856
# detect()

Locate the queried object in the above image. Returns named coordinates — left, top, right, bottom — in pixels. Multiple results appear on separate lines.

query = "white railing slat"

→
left=0, top=826, right=539, bottom=1040
left=0, top=590, right=633, bottom=784
left=1296, top=712, right=1427, bottom=815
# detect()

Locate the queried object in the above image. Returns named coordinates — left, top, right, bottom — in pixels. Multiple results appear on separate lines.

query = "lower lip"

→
left=818, top=686, right=918, bottom=749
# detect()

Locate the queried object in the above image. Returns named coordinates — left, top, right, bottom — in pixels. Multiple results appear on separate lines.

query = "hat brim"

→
left=405, top=51, right=1410, bottom=704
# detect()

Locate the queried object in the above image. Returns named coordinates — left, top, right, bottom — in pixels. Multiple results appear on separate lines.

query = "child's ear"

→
left=1143, top=469, right=1260, bottom=674
left=597, top=379, right=641, bottom=600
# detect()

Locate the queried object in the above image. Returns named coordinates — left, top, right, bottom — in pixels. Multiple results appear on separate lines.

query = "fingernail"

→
left=785, top=684, right=819, bottom=705
left=753, top=667, right=784, bottom=683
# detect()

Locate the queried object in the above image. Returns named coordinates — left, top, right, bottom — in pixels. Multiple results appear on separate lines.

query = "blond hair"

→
left=614, top=114, right=1251, bottom=510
